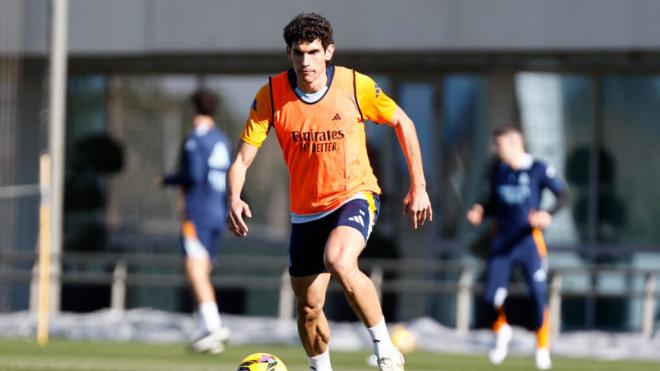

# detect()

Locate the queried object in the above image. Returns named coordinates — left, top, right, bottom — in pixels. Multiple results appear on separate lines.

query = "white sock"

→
left=308, top=348, right=332, bottom=371
left=198, top=301, right=221, bottom=332
left=367, top=318, right=397, bottom=358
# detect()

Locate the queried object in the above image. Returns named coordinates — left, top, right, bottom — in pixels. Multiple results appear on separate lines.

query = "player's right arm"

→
left=227, top=83, right=272, bottom=237
left=227, top=142, right=258, bottom=237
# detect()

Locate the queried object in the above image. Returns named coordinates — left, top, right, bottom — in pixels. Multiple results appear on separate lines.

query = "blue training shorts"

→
left=180, top=220, right=222, bottom=260
left=288, top=194, right=380, bottom=277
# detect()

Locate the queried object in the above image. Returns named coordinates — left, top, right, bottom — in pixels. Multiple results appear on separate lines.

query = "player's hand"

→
left=227, top=197, right=252, bottom=237
left=466, top=204, right=484, bottom=226
left=529, top=210, right=552, bottom=229
left=403, top=186, right=433, bottom=229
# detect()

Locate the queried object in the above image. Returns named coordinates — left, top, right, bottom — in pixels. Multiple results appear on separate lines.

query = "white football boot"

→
left=377, top=349, right=405, bottom=371
left=535, top=347, right=552, bottom=370
left=488, top=323, right=512, bottom=365
left=191, top=326, right=231, bottom=354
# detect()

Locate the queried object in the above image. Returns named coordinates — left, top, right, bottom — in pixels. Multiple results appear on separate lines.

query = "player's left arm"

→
left=355, top=71, right=432, bottom=229
left=529, top=163, right=569, bottom=229
left=386, top=107, right=433, bottom=229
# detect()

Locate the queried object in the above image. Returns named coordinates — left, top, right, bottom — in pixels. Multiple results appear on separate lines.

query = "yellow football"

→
left=237, top=352, right=288, bottom=371
left=391, top=324, right=416, bottom=354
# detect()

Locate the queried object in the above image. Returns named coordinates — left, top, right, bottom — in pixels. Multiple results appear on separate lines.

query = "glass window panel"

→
left=399, top=83, right=436, bottom=179
left=439, top=75, right=488, bottom=241
left=515, top=73, right=593, bottom=246
left=67, top=76, right=107, bottom=140
left=396, top=82, right=439, bottom=260
left=65, top=75, right=109, bottom=252
left=602, top=76, right=660, bottom=245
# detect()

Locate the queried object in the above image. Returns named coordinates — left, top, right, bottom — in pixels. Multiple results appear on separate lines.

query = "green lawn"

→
left=0, top=338, right=658, bottom=371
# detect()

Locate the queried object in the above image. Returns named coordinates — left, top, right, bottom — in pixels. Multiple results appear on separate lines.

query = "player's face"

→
left=494, top=132, right=524, bottom=165
left=287, top=39, right=335, bottom=87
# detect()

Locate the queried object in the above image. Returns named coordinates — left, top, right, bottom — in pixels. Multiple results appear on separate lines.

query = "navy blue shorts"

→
left=288, top=194, right=380, bottom=277
left=180, top=220, right=222, bottom=260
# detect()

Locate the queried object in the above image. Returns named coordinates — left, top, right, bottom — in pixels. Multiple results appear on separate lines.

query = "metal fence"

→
left=0, top=250, right=657, bottom=339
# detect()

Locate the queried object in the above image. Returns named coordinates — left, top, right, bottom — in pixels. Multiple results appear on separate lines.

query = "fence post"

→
left=549, top=271, right=562, bottom=339
left=278, top=268, right=294, bottom=320
left=111, top=260, right=127, bottom=312
left=370, top=265, right=384, bottom=302
left=30, top=259, right=61, bottom=314
left=29, top=262, right=39, bottom=313
left=456, top=267, right=473, bottom=336
left=642, top=272, right=656, bottom=338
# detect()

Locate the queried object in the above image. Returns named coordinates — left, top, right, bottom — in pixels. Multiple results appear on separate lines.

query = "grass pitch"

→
left=0, top=338, right=658, bottom=371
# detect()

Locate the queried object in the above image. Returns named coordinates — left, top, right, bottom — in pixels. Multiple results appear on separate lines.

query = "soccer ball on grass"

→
left=237, top=352, right=288, bottom=371
left=390, top=324, right=416, bottom=354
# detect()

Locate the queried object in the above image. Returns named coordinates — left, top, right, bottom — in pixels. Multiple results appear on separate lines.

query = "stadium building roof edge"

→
left=9, top=0, right=660, bottom=56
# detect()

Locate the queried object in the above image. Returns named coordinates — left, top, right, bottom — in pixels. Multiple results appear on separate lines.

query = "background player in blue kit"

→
left=466, top=125, right=568, bottom=370
left=161, top=89, right=232, bottom=353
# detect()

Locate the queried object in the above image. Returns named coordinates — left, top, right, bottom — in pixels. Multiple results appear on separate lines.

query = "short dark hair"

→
left=493, top=124, right=522, bottom=138
left=190, top=89, right=218, bottom=116
left=283, top=13, right=334, bottom=49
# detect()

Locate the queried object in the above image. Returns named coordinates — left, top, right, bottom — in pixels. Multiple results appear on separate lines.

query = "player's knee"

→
left=324, top=254, right=356, bottom=281
left=485, top=287, right=508, bottom=308
left=297, top=301, right=323, bottom=322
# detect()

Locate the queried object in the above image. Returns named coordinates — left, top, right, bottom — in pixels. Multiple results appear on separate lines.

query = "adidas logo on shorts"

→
left=348, top=214, right=365, bottom=227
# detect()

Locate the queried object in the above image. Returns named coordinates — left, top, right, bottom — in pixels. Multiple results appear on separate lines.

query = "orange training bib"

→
left=269, top=66, right=381, bottom=214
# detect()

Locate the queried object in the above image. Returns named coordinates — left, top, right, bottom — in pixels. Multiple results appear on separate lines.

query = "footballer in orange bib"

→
left=227, top=13, right=431, bottom=371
